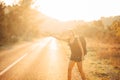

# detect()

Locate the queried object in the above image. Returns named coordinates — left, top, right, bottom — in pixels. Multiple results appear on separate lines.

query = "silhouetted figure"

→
left=67, top=31, right=87, bottom=80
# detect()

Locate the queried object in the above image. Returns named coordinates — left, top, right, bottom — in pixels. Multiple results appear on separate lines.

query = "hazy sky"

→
left=34, top=0, right=120, bottom=21
left=3, top=0, right=120, bottom=21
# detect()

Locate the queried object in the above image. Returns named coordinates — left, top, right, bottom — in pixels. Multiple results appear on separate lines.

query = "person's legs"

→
left=77, top=61, right=86, bottom=80
left=68, top=60, right=75, bottom=80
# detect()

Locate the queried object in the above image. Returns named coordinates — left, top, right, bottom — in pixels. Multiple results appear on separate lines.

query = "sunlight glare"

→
left=48, top=37, right=58, bottom=61
left=33, top=0, right=120, bottom=21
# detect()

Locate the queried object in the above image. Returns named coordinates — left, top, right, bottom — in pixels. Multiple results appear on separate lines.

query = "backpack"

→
left=79, top=36, right=87, bottom=55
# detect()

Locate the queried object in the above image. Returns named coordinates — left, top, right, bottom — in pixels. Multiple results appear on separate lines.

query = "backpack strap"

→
left=79, top=36, right=87, bottom=55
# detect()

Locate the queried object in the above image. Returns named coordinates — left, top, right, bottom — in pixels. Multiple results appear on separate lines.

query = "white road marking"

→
left=0, top=44, right=39, bottom=76
left=0, top=38, right=52, bottom=76
left=0, top=53, right=28, bottom=76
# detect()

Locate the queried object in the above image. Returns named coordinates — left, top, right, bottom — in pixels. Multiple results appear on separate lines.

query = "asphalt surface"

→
left=0, top=37, right=82, bottom=80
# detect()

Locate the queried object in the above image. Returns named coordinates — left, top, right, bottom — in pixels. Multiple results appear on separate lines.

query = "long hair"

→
left=69, top=30, right=79, bottom=38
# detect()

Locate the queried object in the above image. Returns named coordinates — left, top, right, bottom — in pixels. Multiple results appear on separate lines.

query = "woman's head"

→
left=68, top=30, right=78, bottom=40
left=70, top=30, right=78, bottom=37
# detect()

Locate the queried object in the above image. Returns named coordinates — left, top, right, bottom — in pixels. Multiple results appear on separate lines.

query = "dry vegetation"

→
left=0, top=0, right=120, bottom=80
left=0, top=1, right=44, bottom=46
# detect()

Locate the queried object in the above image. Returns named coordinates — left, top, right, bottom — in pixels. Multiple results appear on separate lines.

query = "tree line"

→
left=0, top=0, right=120, bottom=46
left=75, top=16, right=120, bottom=44
left=0, top=1, right=43, bottom=45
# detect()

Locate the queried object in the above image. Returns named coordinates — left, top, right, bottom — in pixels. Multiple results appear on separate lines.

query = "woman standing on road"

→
left=68, top=30, right=86, bottom=80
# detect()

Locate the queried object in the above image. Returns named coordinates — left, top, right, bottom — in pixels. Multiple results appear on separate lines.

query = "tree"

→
left=0, top=2, right=6, bottom=43
left=93, top=20, right=104, bottom=29
left=20, top=0, right=33, bottom=8
left=0, top=0, right=44, bottom=45
left=110, top=20, right=120, bottom=37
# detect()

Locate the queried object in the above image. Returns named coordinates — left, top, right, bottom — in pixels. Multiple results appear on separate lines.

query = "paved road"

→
left=0, top=37, right=83, bottom=80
